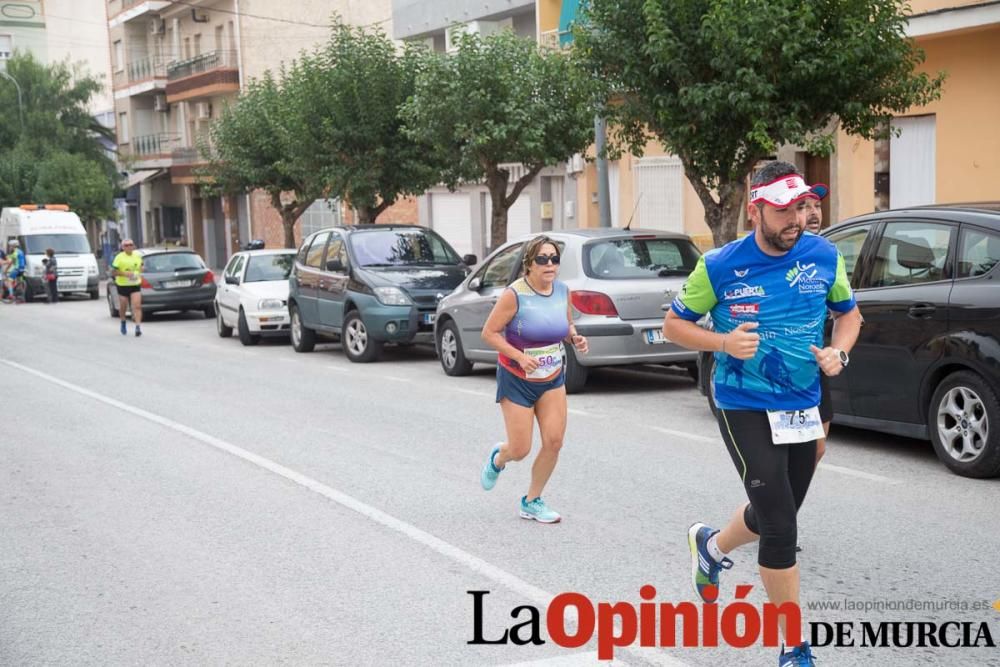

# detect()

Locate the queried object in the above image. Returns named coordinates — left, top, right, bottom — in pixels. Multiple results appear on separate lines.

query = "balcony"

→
left=127, top=133, right=180, bottom=158
left=165, top=50, right=240, bottom=103
left=113, top=56, right=169, bottom=92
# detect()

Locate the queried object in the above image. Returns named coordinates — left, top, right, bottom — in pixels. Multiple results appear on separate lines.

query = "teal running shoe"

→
left=688, top=522, right=733, bottom=603
left=480, top=444, right=503, bottom=491
left=520, top=496, right=561, bottom=523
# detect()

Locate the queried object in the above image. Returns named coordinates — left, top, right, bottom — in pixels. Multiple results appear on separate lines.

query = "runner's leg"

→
left=494, top=398, right=534, bottom=468
left=527, top=384, right=567, bottom=500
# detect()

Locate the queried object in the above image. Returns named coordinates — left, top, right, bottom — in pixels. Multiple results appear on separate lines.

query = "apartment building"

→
left=107, top=0, right=393, bottom=267
left=391, top=0, right=578, bottom=260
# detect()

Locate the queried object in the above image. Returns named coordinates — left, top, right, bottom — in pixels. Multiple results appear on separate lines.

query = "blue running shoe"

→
left=135, top=326, right=142, bottom=337
left=687, top=522, right=733, bottom=603
left=778, top=642, right=816, bottom=666
left=120, top=320, right=127, bottom=335
left=480, top=444, right=503, bottom=490
left=520, top=496, right=561, bottom=523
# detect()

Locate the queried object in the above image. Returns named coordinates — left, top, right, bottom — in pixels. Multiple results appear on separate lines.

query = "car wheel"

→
left=216, top=304, right=232, bottom=338
left=289, top=304, right=315, bottom=353
left=343, top=310, right=382, bottom=363
left=203, top=302, right=216, bottom=318
left=237, top=308, right=260, bottom=346
left=437, top=319, right=473, bottom=376
left=89, top=289, right=99, bottom=300
left=107, top=290, right=119, bottom=318
left=700, top=353, right=718, bottom=417
left=686, top=363, right=699, bottom=383
left=23, top=285, right=34, bottom=303
left=929, top=371, right=1000, bottom=478
left=563, top=345, right=589, bottom=394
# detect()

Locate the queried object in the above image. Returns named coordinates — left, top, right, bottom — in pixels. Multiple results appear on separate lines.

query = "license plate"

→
left=164, top=280, right=191, bottom=288
left=422, top=313, right=436, bottom=325
left=644, top=328, right=668, bottom=344
left=57, top=280, right=83, bottom=290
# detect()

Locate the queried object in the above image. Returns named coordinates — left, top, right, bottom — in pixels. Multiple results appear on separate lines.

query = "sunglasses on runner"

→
left=533, top=255, right=560, bottom=266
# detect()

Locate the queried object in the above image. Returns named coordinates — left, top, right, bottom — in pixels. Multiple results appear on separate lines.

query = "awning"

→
left=124, top=169, right=164, bottom=190
left=558, top=0, right=580, bottom=46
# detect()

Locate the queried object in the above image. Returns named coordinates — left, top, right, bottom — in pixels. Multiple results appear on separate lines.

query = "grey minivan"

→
left=288, top=224, right=475, bottom=362
left=434, top=229, right=701, bottom=392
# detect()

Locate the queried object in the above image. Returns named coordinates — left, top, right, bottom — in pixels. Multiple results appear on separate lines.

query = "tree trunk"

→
left=683, top=163, right=751, bottom=248
left=270, top=191, right=311, bottom=249
left=485, top=164, right=543, bottom=254
left=356, top=199, right=392, bottom=225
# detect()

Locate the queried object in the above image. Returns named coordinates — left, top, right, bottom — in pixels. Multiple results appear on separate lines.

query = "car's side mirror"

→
left=326, top=259, right=346, bottom=273
left=462, top=254, right=478, bottom=266
left=468, top=277, right=482, bottom=291
left=225, top=274, right=240, bottom=285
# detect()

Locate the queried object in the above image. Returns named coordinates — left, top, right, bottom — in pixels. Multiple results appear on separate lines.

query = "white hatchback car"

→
left=215, top=249, right=296, bottom=345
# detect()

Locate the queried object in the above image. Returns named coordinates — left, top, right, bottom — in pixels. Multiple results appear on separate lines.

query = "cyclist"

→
left=664, top=161, right=862, bottom=666
left=3, top=239, right=26, bottom=303
left=479, top=235, right=588, bottom=523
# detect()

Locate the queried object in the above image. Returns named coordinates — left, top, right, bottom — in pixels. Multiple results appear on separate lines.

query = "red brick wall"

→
left=342, top=196, right=421, bottom=226
left=249, top=190, right=302, bottom=250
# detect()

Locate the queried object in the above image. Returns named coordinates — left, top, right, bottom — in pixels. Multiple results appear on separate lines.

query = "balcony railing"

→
left=167, top=50, right=238, bottom=81
left=128, top=133, right=180, bottom=157
left=129, top=56, right=169, bottom=83
left=171, top=146, right=203, bottom=164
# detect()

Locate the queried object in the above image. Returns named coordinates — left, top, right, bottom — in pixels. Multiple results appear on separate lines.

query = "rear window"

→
left=349, top=229, right=460, bottom=267
left=583, top=237, right=701, bottom=279
left=245, top=253, right=295, bottom=282
left=142, top=252, right=205, bottom=273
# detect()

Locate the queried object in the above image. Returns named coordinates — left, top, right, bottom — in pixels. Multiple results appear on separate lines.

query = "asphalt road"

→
left=3, top=296, right=999, bottom=666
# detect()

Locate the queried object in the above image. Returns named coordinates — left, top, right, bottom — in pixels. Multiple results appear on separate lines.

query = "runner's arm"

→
left=829, top=306, right=861, bottom=355
left=662, top=255, right=724, bottom=352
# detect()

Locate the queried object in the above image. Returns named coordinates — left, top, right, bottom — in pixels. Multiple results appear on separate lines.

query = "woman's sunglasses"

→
left=533, top=254, right=560, bottom=266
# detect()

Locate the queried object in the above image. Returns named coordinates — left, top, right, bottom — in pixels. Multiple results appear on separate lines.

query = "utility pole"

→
left=0, top=65, right=25, bottom=133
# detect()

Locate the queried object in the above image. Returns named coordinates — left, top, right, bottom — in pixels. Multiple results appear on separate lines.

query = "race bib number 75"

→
left=766, top=406, right=824, bottom=445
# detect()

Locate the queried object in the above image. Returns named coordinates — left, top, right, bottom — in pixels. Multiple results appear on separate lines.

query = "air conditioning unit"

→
left=153, top=94, right=168, bottom=112
left=149, top=16, right=165, bottom=35
left=195, top=102, right=212, bottom=120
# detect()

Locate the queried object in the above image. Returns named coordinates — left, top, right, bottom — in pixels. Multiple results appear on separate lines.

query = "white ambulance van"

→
left=0, top=205, right=100, bottom=301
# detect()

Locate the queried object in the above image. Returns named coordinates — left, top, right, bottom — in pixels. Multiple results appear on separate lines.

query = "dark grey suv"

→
left=287, top=225, right=475, bottom=362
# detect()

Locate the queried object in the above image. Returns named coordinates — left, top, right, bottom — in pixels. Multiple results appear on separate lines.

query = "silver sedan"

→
left=433, top=228, right=701, bottom=392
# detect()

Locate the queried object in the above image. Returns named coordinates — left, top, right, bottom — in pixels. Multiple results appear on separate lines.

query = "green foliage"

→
left=575, top=0, right=945, bottom=244
left=402, top=30, right=598, bottom=247
left=0, top=53, right=118, bottom=221
left=285, top=22, right=440, bottom=223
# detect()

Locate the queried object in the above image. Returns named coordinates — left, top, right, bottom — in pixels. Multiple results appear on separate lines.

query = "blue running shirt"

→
left=671, top=233, right=855, bottom=412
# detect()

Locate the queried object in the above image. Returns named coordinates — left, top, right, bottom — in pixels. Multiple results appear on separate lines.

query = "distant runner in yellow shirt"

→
left=111, top=239, right=144, bottom=337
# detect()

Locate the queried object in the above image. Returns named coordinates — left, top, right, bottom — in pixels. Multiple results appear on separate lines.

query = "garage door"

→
left=632, top=156, right=684, bottom=233
left=430, top=193, right=473, bottom=257
left=890, top=115, right=935, bottom=209
left=485, top=194, right=532, bottom=243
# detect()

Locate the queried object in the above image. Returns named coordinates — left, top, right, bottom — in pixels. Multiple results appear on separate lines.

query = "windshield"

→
left=142, top=253, right=205, bottom=273
left=584, top=238, right=701, bottom=279
left=22, top=234, right=91, bottom=255
left=245, top=253, right=295, bottom=282
left=350, top=229, right=460, bottom=267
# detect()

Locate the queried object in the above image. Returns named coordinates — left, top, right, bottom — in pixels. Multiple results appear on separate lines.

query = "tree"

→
left=403, top=30, right=598, bottom=250
left=575, top=0, right=945, bottom=246
left=33, top=153, right=115, bottom=223
left=0, top=53, right=118, bottom=215
left=285, top=22, right=442, bottom=224
left=203, top=72, right=324, bottom=248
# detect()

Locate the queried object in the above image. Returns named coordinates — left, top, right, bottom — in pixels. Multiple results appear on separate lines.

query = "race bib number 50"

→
left=524, top=342, right=564, bottom=380
left=766, top=406, right=824, bottom=445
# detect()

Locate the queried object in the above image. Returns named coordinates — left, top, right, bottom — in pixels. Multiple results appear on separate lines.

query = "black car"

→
left=698, top=204, right=1000, bottom=478
left=107, top=248, right=217, bottom=318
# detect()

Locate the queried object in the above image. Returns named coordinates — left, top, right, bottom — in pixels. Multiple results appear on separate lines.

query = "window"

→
left=162, top=206, right=185, bottom=240
left=143, top=253, right=205, bottom=273
left=118, top=112, right=129, bottom=144
left=583, top=237, right=699, bottom=280
left=214, top=25, right=224, bottom=53
left=193, top=34, right=202, bottom=56
left=245, top=253, right=295, bottom=282
left=826, top=224, right=872, bottom=284
left=305, top=232, right=330, bottom=269
left=476, top=243, right=523, bottom=288
left=348, top=229, right=460, bottom=267
left=867, top=221, right=953, bottom=288
left=298, top=199, right=341, bottom=238
left=113, top=39, right=123, bottom=71
left=223, top=253, right=242, bottom=278
left=957, top=227, right=1000, bottom=279
left=324, top=238, right=348, bottom=272
left=183, top=37, right=191, bottom=60
left=0, top=34, right=14, bottom=61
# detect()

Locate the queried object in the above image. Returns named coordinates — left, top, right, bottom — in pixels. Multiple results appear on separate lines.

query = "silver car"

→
left=433, top=229, right=701, bottom=392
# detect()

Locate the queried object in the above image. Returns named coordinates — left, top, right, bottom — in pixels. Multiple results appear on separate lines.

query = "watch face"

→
left=838, top=349, right=850, bottom=365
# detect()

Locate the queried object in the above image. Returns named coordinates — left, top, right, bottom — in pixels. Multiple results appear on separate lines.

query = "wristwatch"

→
left=835, top=348, right=850, bottom=368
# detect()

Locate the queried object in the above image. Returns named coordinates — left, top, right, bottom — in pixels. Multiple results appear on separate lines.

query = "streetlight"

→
left=0, top=64, right=24, bottom=133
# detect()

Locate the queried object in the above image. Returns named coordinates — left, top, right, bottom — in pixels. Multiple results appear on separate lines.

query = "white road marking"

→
left=650, top=426, right=718, bottom=444
left=650, top=426, right=901, bottom=484
left=567, top=408, right=592, bottom=417
left=3, top=358, right=690, bottom=667
left=380, top=375, right=412, bottom=383
left=817, top=462, right=902, bottom=485
left=453, top=387, right=492, bottom=398
left=326, top=365, right=351, bottom=373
